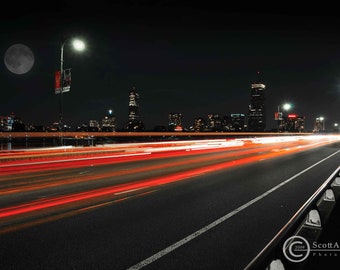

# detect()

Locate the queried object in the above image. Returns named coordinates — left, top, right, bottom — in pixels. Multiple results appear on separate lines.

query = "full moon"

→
left=4, top=44, right=34, bottom=74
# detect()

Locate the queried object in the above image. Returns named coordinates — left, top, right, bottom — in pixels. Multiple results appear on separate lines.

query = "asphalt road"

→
left=0, top=138, right=339, bottom=270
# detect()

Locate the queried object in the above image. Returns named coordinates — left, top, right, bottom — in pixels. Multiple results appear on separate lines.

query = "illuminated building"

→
left=101, top=109, right=116, bottom=132
left=194, top=117, right=205, bottom=132
left=280, top=114, right=305, bottom=132
left=248, top=72, right=266, bottom=131
left=207, top=113, right=222, bottom=131
left=0, top=112, right=25, bottom=131
left=168, top=113, right=183, bottom=131
left=89, top=120, right=100, bottom=132
left=126, top=86, right=144, bottom=131
left=0, top=115, right=13, bottom=131
left=223, top=113, right=246, bottom=131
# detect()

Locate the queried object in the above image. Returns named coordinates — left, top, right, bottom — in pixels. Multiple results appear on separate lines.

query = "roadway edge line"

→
left=126, top=149, right=340, bottom=270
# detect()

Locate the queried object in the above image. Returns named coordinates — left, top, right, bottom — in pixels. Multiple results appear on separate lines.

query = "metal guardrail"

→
left=244, top=165, right=340, bottom=270
left=0, top=132, right=316, bottom=149
left=0, top=131, right=314, bottom=139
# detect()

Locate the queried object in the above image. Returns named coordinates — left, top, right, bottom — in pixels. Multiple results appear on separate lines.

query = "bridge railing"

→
left=0, top=131, right=314, bottom=138
left=0, top=131, right=317, bottom=149
left=244, top=165, right=340, bottom=270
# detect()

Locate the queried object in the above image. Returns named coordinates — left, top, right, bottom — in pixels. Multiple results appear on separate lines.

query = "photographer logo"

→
left=283, top=235, right=340, bottom=263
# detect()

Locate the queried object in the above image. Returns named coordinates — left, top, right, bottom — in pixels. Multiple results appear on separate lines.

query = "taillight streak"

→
left=0, top=143, right=294, bottom=195
left=0, top=139, right=331, bottom=220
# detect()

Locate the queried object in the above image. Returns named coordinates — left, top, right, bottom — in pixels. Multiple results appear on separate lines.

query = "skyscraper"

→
left=102, top=109, right=116, bottom=132
left=126, top=86, right=144, bottom=131
left=207, top=113, right=222, bottom=132
left=248, top=72, right=266, bottom=131
left=168, top=112, right=183, bottom=131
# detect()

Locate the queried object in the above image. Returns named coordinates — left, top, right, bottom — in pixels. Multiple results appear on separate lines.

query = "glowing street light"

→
left=315, top=116, right=325, bottom=132
left=276, top=103, right=292, bottom=132
left=72, top=39, right=85, bottom=51
left=319, top=116, right=325, bottom=131
left=59, top=38, right=85, bottom=131
left=277, top=103, right=292, bottom=117
left=282, top=103, right=292, bottom=111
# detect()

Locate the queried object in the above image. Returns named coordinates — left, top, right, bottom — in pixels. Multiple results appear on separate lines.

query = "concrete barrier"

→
left=244, top=165, right=340, bottom=270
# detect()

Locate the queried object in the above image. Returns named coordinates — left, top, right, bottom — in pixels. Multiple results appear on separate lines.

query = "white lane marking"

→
left=127, top=149, right=340, bottom=270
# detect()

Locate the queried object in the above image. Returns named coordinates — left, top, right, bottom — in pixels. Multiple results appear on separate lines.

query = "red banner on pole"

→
left=55, top=69, right=71, bottom=94
left=274, top=112, right=283, bottom=120
left=55, top=71, right=61, bottom=94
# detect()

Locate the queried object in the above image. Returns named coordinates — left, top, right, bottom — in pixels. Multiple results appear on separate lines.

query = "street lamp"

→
left=315, top=116, right=325, bottom=132
left=59, top=38, right=85, bottom=131
left=282, top=103, right=292, bottom=111
left=276, top=103, right=292, bottom=132
left=319, top=116, right=325, bottom=131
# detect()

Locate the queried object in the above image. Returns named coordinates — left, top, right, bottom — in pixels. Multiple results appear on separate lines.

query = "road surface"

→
left=0, top=135, right=339, bottom=269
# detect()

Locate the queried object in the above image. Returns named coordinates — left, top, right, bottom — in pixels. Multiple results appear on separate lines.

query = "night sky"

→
left=1, top=1, right=340, bottom=131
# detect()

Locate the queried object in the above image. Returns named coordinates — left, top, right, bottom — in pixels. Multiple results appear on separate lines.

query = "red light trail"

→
left=0, top=135, right=339, bottom=233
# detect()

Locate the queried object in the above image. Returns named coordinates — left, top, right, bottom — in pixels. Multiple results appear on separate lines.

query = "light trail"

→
left=0, top=189, right=158, bottom=235
left=0, top=139, right=252, bottom=175
left=0, top=143, right=282, bottom=195
left=0, top=135, right=339, bottom=234
left=0, top=137, right=329, bottom=195
left=0, top=153, right=286, bottom=219
left=2, top=135, right=338, bottom=172
left=0, top=135, right=338, bottom=221
left=126, top=150, right=340, bottom=270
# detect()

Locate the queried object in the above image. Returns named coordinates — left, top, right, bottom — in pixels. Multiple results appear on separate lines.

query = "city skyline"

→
left=1, top=2, right=339, bottom=131
left=0, top=81, right=307, bottom=133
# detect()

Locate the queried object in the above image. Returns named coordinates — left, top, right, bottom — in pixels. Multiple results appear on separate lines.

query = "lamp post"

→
left=319, top=116, right=325, bottom=131
left=59, top=38, right=85, bottom=131
left=315, top=116, right=325, bottom=132
left=277, top=103, right=292, bottom=132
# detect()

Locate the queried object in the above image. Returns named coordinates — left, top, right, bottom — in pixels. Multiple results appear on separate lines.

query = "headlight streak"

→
left=0, top=144, right=284, bottom=195
left=0, top=152, right=151, bottom=170
left=0, top=140, right=315, bottom=196
left=0, top=139, right=227, bottom=162
left=0, top=135, right=339, bottom=232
